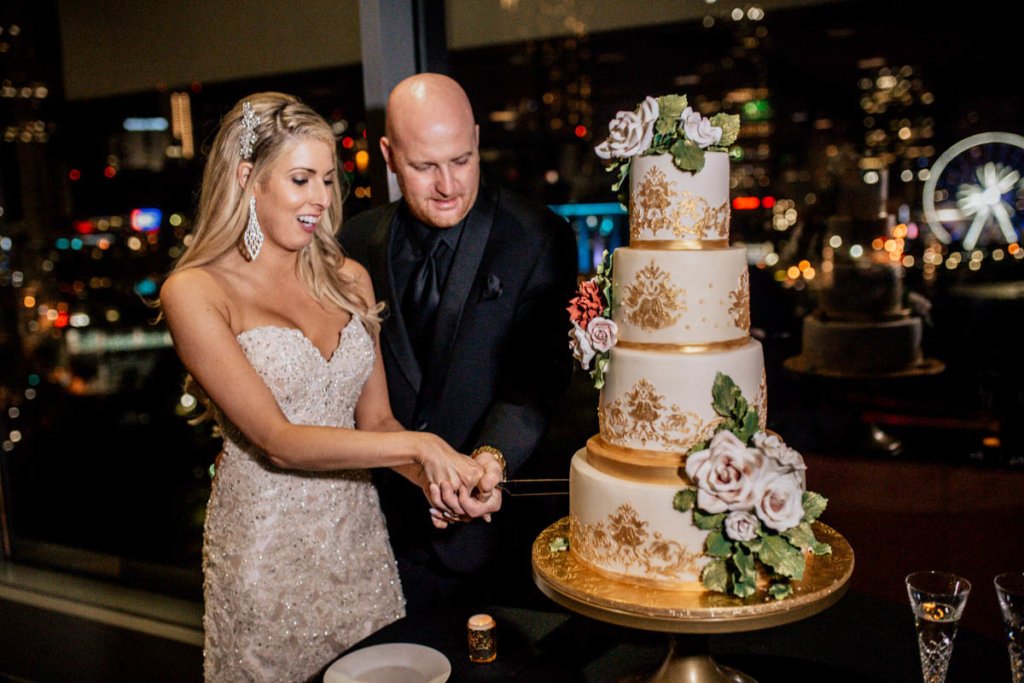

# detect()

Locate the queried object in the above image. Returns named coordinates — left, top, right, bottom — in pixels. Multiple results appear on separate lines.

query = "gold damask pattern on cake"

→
left=729, top=269, right=750, bottom=332
left=600, top=378, right=718, bottom=450
left=670, top=193, right=730, bottom=240
left=630, top=166, right=730, bottom=241
left=569, top=504, right=701, bottom=579
left=621, top=260, right=686, bottom=330
left=630, top=166, right=676, bottom=237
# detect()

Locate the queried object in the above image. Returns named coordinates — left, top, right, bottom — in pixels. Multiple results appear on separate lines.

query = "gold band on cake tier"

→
left=586, top=435, right=692, bottom=483
left=630, top=239, right=731, bottom=250
left=615, top=338, right=751, bottom=353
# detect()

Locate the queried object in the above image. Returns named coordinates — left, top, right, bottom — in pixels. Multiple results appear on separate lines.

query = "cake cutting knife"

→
left=496, top=478, right=569, bottom=497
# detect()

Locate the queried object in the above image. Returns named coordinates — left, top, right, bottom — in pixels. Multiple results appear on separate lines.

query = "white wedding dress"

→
left=203, top=319, right=405, bottom=682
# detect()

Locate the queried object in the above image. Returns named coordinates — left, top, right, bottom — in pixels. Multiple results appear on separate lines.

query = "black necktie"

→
left=402, top=230, right=444, bottom=367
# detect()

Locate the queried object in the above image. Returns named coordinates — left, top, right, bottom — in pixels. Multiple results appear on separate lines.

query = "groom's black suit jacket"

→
left=340, top=184, right=578, bottom=576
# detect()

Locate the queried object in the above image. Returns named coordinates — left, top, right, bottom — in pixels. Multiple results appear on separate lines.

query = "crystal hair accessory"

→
left=239, top=101, right=261, bottom=160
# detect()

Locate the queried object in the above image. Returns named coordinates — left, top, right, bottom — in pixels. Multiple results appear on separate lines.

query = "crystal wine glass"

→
left=995, top=572, right=1024, bottom=683
left=905, top=571, right=971, bottom=683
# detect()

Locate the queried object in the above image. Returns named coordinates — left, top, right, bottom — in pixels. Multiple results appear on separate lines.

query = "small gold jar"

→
left=466, top=613, right=496, bottom=663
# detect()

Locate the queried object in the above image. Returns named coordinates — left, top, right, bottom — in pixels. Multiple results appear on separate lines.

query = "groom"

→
left=340, top=73, right=577, bottom=612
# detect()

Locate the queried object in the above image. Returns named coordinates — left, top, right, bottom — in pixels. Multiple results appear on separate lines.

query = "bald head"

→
left=381, top=73, right=481, bottom=228
left=386, top=73, right=476, bottom=143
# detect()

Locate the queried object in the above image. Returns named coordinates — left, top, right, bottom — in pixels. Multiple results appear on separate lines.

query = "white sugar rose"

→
left=755, top=473, right=805, bottom=532
left=680, top=106, right=723, bottom=148
left=685, top=430, right=765, bottom=513
left=595, top=96, right=659, bottom=160
left=569, top=323, right=595, bottom=370
left=753, top=431, right=807, bottom=486
left=586, top=316, right=618, bottom=353
left=724, top=511, right=760, bottom=542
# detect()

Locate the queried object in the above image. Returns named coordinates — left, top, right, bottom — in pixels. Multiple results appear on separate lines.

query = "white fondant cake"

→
left=571, top=98, right=832, bottom=597
left=612, top=246, right=751, bottom=345
left=599, top=341, right=766, bottom=452
left=795, top=213, right=926, bottom=375
left=569, top=440, right=708, bottom=589
left=800, top=315, right=923, bottom=374
left=571, top=144, right=769, bottom=588
left=628, top=153, right=731, bottom=244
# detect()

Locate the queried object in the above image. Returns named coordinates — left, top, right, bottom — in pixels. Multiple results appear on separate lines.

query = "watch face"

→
left=924, top=132, right=1024, bottom=249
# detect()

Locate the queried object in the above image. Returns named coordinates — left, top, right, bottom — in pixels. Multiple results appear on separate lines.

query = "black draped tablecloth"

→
left=333, top=589, right=1007, bottom=682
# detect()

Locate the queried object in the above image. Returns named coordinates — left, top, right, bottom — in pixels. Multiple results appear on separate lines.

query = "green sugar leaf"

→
left=768, top=582, right=794, bottom=600
left=673, top=488, right=696, bottom=512
left=702, top=558, right=729, bottom=593
left=706, top=531, right=733, bottom=558
left=732, top=576, right=757, bottom=598
left=758, top=534, right=806, bottom=580
left=802, top=491, right=828, bottom=521
left=738, top=410, right=760, bottom=443
left=670, top=139, right=705, bottom=173
left=740, top=536, right=763, bottom=554
left=611, top=162, right=631, bottom=192
left=694, top=510, right=726, bottom=531
left=782, top=523, right=831, bottom=558
left=733, top=545, right=756, bottom=577
left=549, top=536, right=569, bottom=553
left=658, top=94, right=688, bottom=121
left=731, top=547, right=758, bottom=598
left=711, top=373, right=742, bottom=418
left=781, top=521, right=817, bottom=550
left=590, top=354, right=610, bottom=390
left=654, top=115, right=677, bottom=136
left=710, top=113, right=741, bottom=147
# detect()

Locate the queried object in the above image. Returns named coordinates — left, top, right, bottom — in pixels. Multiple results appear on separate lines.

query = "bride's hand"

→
left=413, top=433, right=483, bottom=513
left=427, top=484, right=503, bottom=528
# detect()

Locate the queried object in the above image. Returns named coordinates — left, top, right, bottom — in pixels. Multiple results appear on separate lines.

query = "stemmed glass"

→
left=905, top=571, right=972, bottom=683
left=995, top=572, right=1024, bottom=683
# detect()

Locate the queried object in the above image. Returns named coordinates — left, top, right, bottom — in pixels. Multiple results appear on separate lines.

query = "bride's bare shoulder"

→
left=161, top=266, right=232, bottom=319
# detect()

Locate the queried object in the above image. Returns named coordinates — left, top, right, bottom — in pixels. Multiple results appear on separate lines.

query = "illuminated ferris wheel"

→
left=922, top=132, right=1024, bottom=250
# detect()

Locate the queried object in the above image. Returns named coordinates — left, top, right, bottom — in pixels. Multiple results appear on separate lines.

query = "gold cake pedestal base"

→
left=532, top=518, right=854, bottom=682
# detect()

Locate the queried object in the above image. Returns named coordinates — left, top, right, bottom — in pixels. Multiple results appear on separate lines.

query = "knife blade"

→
left=496, top=478, right=569, bottom=497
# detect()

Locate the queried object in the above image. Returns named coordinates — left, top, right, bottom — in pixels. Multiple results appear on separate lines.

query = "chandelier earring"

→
left=242, top=195, right=264, bottom=261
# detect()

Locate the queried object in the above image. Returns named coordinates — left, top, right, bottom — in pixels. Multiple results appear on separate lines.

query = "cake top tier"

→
left=595, top=94, right=740, bottom=248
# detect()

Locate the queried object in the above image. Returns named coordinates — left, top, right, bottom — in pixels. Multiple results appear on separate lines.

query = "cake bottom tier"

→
left=569, top=447, right=709, bottom=590
left=799, top=313, right=922, bottom=374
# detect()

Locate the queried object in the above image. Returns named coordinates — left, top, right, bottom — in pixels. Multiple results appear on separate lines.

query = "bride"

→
left=159, top=92, right=502, bottom=682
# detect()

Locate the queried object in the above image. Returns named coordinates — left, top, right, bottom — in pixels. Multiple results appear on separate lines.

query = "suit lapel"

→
left=424, top=189, right=497, bottom=392
left=372, top=204, right=422, bottom=392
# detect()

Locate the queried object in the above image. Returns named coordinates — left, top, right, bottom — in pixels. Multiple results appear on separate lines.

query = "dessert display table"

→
left=783, top=356, right=946, bottom=455
left=532, top=517, right=854, bottom=682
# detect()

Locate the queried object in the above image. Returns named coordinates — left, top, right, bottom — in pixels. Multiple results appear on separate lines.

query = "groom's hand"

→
left=467, top=450, right=504, bottom=521
left=472, top=452, right=504, bottom=499
left=458, top=485, right=502, bottom=522
left=428, top=486, right=501, bottom=528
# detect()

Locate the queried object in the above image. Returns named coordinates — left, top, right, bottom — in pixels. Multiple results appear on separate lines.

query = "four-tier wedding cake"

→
left=567, top=95, right=829, bottom=600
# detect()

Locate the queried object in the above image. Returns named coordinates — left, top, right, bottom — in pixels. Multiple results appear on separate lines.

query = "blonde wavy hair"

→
left=171, top=92, right=380, bottom=330
left=167, top=92, right=381, bottom=423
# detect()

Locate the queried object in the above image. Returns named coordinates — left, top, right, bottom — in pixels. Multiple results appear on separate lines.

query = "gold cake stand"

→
left=532, top=518, right=854, bottom=682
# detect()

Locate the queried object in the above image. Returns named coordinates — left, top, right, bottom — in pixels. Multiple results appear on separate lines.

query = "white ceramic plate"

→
left=323, top=643, right=451, bottom=683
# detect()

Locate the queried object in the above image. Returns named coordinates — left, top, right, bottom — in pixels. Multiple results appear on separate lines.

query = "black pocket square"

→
left=480, top=273, right=503, bottom=301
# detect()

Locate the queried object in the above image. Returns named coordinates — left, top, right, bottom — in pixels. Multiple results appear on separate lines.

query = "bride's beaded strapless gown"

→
left=203, top=319, right=405, bottom=682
